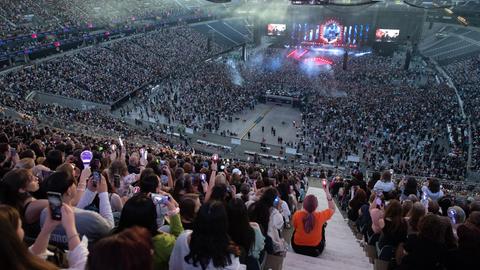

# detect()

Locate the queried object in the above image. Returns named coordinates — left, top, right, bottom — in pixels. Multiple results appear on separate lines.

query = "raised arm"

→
left=324, top=182, right=335, bottom=213
left=204, top=161, right=217, bottom=203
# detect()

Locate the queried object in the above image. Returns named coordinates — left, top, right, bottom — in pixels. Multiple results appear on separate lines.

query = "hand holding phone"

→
left=212, top=154, right=219, bottom=162
left=92, top=171, right=101, bottom=187
left=322, top=179, right=327, bottom=189
left=151, top=193, right=170, bottom=205
left=47, top=192, right=63, bottom=221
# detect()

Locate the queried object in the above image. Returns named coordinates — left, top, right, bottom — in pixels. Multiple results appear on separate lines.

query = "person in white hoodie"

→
left=373, top=170, right=396, bottom=194
left=421, top=178, right=444, bottom=201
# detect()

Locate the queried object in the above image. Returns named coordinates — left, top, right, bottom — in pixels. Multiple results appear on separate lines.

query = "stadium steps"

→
left=283, top=187, right=372, bottom=270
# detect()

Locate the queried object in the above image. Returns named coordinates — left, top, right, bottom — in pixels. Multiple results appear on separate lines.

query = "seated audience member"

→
left=0, top=143, right=18, bottom=178
left=248, top=187, right=286, bottom=255
left=87, top=227, right=154, bottom=270
left=377, top=200, right=408, bottom=251
left=454, top=212, right=480, bottom=269
left=469, top=201, right=480, bottom=213
left=115, top=193, right=182, bottom=270
left=373, top=171, right=395, bottom=194
left=0, top=168, right=48, bottom=241
left=139, top=173, right=170, bottom=228
left=109, top=160, right=137, bottom=199
left=405, top=202, right=425, bottom=235
left=428, top=199, right=441, bottom=215
left=227, top=198, right=265, bottom=269
left=401, top=200, right=413, bottom=218
left=421, top=178, right=444, bottom=201
left=169, top=200, right=242, bottom=270
left=40, top=171, right=113, bottom=249
left=399, top=177, right=419, bottom=201
left=398, top=214, right=457, bottom=270
left=291, top=187, right=335, bottom=257
left=348, top=188, right=367, bottom=222
left=0, top=204, right=87, bottom=270
left=179, top=193, right=201, bottom=231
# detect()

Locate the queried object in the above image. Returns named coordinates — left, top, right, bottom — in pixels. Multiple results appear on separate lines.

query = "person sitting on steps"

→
left=291, top=184, right=335, bottom=257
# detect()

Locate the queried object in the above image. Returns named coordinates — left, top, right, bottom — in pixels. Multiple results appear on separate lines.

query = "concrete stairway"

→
left=282, top=187, right=372, bottom=270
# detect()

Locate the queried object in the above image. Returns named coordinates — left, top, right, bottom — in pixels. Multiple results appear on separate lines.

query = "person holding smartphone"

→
left=40, top=171, right=114, bottom=249
left=291, top=184, right=335, bottom=257
left=0, top=204, right=88, bottom=270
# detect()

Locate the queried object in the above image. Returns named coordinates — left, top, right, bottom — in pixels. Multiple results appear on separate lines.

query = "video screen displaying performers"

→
left=291, top=19, right=370, bottom=47
left=267, top=24, right=287, bottom=36
left=375, top=29, right=400, bottom=42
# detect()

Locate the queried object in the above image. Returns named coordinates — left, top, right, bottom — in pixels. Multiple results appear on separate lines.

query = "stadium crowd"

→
left=1, top=1, right=479, bottom=270
left=299, top=54, right=467, bottom=180
left=0, top=26, right=222, bottom=104
left=443, top=54, right=480, bottom=171
left=334, top=169, right=480, bottom=270
left=0, top=115, right=479, bottom=269
left=0, top=0, right=204, bottom=39
left=0, top=117, right=311, bottom=270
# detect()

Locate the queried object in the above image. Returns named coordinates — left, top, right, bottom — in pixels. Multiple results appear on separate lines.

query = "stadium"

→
left=0, top=0, right=479, bottom=269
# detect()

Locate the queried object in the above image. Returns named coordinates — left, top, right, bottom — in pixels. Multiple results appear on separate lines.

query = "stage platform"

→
left=283, top=186, right=372, bottom=270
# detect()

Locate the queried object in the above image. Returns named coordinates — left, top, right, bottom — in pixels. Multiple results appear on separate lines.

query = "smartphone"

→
left=200, top=173, right=207, bottom=183
left=448, top=209, right=457, bottom=224
left=10, top=147, right=16, bottom=156
left=111, top=144, right=117, bottom=151
left=80, top=150, right=93, bottom=168
left=140, top=148, right=147, bottom=160
left=118, top=137, right=124, bottom=147
left=212, top=154, right=219, bottom=162
left=375, top=197, right=382, bottom=207
left=322, top=179, right=327, bottom=188
left=47, top=192, right=62, bottom=220
left=160, top=175, right=169, bottom=185
left=220, top=165, right=225, bottom=170
left=273, top=196, right=280, bottom=207
left=160, top=160, right=166, bottom=166
left=151, top=193, right=169, bottom=205
left=92, top=171, right=101, bottom=187
left=113, top=174, right=121, bottom=188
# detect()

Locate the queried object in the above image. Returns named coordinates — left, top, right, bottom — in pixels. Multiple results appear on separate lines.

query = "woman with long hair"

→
left=400, top=177, right=419, bottom=201
left=227, top=198, right=265, bottom=269
left=0, top=204, right=87, bottom=270
left=247, top=187, right=285, bottom=255
left=398, top=214, right=457, bottom=270
left=377, top=200, right=408, bottom=250
left=291, top=185, right=335, bottom=257
left=421, top=178, right=444, bottom=201
left=169, top=200, right=241, bottom=270
left=115, top=193, right=183, bottom=270
left=348, top=188, right=367, bottom=222
left=406, top=202, right=425, bottom=235
left=0, top=168, right=48, bottom=241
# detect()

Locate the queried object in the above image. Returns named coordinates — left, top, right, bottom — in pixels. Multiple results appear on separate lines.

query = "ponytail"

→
left=303, top=212, right=316, bottom=233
